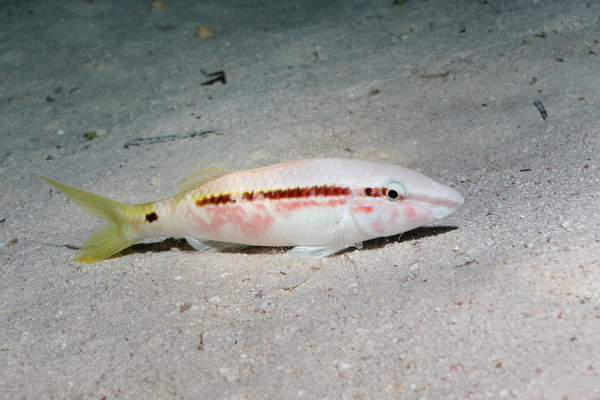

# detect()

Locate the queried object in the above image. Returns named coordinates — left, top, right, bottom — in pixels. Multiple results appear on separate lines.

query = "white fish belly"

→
left=185, top=198, right=357, bottom=247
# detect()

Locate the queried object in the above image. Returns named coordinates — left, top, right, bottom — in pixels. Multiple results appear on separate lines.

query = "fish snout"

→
left=430, top=187, right=464, bottom=220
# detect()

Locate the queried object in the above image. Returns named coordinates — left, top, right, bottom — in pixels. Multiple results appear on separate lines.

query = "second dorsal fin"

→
left=174, top=160, right=232, bottom=204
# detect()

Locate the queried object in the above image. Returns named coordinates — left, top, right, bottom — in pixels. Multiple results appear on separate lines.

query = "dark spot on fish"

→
left=364, top=187, right=385, bottom=197
left=146, top=212, right=159, bottom=223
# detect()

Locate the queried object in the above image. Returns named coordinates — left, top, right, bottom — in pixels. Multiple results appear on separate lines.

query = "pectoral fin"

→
left=283, top=245, right=350, bottom=259
left=282, top=212, right=365, bottom=258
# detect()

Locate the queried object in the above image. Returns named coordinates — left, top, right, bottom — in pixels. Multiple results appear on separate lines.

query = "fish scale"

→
left=41, top=158, right=464, bottom=263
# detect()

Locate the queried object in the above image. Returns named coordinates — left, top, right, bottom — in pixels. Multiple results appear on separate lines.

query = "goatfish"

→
left=41, top=158, right=464, bottom=263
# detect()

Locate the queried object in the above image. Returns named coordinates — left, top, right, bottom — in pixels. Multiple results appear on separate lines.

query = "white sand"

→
left=1, top=0, right=599, bottom=398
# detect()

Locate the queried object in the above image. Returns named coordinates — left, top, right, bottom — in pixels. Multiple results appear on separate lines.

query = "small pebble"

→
left=337, top=361, right=352, bottom=370
left=195, top=26, right=218, bottom=39
left=149, top=175, right=162, bottom=186
left=150, top=1, right=167, bottom=11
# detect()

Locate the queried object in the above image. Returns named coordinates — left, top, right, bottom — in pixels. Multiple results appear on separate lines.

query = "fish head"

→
left=350, top=165, right=464, bottom=238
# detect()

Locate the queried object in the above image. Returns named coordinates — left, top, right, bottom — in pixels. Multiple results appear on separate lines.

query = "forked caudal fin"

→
left=41, top=177, right=138, bottom=263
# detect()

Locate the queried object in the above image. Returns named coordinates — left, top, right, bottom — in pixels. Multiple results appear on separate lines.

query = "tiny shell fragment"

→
left=195, top=26, right=218, bottom=39
left=274, top=275, right=308, bottom=291
left=150, top=1, right=167, bottom=11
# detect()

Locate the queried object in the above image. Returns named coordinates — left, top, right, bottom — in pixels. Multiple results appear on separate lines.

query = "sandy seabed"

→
left=1, top=0, right=599, bottom=398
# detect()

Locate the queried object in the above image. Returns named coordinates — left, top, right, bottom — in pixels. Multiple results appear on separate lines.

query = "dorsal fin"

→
left=174, top=160, right=232, bottom=204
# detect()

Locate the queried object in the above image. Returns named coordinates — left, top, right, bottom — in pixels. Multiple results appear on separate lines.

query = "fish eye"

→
left=384, top=181, right=406, bottom=202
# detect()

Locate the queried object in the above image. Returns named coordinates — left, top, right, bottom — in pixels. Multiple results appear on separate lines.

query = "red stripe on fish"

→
left=242, top=185, right=351, bottom=202
left=198, top=185, right=393, bottom=209
left=353, top=205, right=375, bottom=214
left=274, top=198, right=349, bottom=217
left=195, top=194, right=236, bottom=207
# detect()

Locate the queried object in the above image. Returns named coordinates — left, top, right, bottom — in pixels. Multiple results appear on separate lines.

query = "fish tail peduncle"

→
left=40, top=177, right=139, bottom=263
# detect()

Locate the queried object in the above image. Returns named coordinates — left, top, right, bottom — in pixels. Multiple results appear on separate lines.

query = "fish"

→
left=41, top=158, right=464, bottom=263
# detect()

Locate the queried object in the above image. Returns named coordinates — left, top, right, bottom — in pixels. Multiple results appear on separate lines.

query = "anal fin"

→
left=185, top=237, right=248, bottom=253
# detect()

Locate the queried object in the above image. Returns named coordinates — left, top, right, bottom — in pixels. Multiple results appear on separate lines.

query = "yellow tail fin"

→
left=41, top=177, right=138, bottom=263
